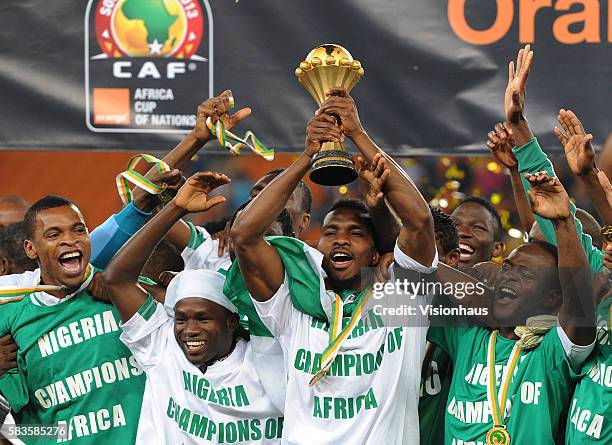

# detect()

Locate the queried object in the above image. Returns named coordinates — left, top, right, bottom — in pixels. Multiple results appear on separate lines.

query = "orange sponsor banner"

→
left=93, top=88, right=130, bottom=125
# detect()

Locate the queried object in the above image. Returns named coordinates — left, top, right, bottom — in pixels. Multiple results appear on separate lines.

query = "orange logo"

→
left=448, top=0, right=609, bottom=45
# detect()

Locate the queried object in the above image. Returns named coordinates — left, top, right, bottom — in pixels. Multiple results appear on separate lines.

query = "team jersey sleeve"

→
left=426, top=325, right=465, bottom=361
left=90, top=202, right=152, bottom=269
left=119, top=295, right=172, bottom=370
left=554, top=326, right=596, bottom=373
left=181, top=222, right=229, bottom=272
left=250, top=272, right=295, bottom=338
left=0, top=362, right=30, bottom=413
left=513, top=138, right=603, bottom=274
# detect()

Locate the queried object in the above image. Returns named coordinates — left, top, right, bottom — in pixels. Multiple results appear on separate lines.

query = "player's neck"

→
left=199, top=338, right=237, bottom=374
left=499, top=326, right=519, bottom=340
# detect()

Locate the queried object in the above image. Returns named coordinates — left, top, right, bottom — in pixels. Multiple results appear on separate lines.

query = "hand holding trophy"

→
left=295, top=44, right=364, bottom=186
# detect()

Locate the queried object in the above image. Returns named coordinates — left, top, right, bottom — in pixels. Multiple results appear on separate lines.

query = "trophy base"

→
left=309, top=150, right=358, bottom=186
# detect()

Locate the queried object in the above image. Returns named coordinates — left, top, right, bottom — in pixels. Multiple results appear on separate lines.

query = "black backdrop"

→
left=0, top=0, right=610, bottom=154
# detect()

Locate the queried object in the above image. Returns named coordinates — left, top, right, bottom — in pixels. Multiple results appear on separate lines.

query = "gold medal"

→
left=486, top=425, right=510, bottom=445
left=309, top=369, right=327, bottom=387
left=157, top=182, right=174, bottom=203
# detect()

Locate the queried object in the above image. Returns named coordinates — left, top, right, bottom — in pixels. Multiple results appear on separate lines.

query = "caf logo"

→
left=95, top=0, right=204, bottom=58
left=85, top=0, right=213, bottom=133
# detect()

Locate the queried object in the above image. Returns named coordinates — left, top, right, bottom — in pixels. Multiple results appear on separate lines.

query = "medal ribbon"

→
left=0, top=264, right=94, bottom=305
left=116, top=154, right=171, bottom=206
left=487, top=331, right=522, bottom=427
left=205, top=117, right=274, bottom=161
left=309, top=288, right=372, bottom=386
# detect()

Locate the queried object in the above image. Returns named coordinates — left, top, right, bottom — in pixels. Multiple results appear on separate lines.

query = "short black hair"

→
left=526, top=240, right=562, bottom=294
left=262, top=169, right=312, bottom=214
left=24, top=195, right=77, bottom=239
left=326, top=199, right=375, bottom=236
left=203, top=217, right=230, bottom=236
left=575, top=208, right=602, bottom=248
left=529, top=239, right=559, bottom=263
left=276, top=208, right=294, bottom=237
left=456, top=196, right=503, bottom=241
left=430, top=206, right=459, bottom=256
left=0, top=222, right=37, bottom=272
left=141, top=240, right=185, bottom=282
left=229, top=201, right=294, bottom=238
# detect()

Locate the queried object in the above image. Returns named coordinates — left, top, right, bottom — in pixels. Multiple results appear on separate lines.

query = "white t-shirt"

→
left=252, top=241, right=438, bottom=445
left=181, top=224, right=231, bottom=273
left=120, top=298, right=284, bottom=444
left=181, top=224, right=287, bottom=412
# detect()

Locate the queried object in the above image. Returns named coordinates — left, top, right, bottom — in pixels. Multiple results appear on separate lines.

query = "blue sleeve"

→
left=513, top=138, right=603, bottom=273
left=89, top=202, right=151, bottom=269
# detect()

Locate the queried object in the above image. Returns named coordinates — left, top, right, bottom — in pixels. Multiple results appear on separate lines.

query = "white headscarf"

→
left=163, top=269, right=237, bottom=317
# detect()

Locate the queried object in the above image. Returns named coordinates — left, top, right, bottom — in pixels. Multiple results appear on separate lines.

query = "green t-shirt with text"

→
left=428, top=325, right=580, bottom=445
left=0, top=288, right=145, bottom=444
left=419, top=345, right=452, bottom=445
left=565, top=298, right=611, bottom=443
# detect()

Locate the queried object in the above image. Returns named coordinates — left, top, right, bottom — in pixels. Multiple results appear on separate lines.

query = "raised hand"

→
left=554, top=109, right=596, bottom=177
left=526, top=171, right=571, bottom=221
left=486, top=122, right=517, bottom=169
left=192, top=90, right=252, bottom=142
left=358, top=153, right=390, bottom=208
left=316, top=87, right=365, bottom=139
left=504, top=44, right=533, bottom=124
left=132, top=169, right=186, bottom=211
left=173, top=172, right=231, bottom=213
left=304, top=112, right=344, bottom=157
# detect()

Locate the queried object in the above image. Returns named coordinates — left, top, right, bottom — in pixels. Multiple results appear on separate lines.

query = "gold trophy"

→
left=295, top=44, right=364, bottom=186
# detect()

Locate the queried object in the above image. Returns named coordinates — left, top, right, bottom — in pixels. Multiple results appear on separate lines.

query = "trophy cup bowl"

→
left=295, top=44, right=364, bottom=186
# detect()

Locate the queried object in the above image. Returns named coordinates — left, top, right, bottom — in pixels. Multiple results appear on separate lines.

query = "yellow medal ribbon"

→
left=309, top=288, right=372, bottom=386
left=486, top=331, right=522, bottom=445
left=0, top=265, right=94, bottom=304
left=116, top=154, right=171, bottom=206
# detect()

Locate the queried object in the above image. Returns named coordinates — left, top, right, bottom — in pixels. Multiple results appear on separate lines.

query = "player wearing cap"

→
left=103, top=172, right=284, bottom=444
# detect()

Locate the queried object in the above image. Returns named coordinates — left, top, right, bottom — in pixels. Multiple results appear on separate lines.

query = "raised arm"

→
left=357, top=154, right=400, bottom=253
left=88, top=170, right=183, bottom=269
left=527, top=171, right=595, bottom=345
left=486, top=122, right=534, bottom=233
left=502, top=45, right=602, bottom=272
left=230, top=114, right=342, bottom=301
left=317, top=87, right=435, bottom=265
left=102, top=172, right=230, bottom=322
left=555, top=109, right=612, bottom=226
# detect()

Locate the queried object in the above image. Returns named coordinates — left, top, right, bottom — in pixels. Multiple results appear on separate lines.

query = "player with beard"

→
left=102, top=172, right=284, bottom=444
left=227, top=87, right=437, bottom=444
left=451, top=196, right=505, bottom=269
left=500, top=44, right=609, bottom=443
left=428, top=170, right=596, bottom=444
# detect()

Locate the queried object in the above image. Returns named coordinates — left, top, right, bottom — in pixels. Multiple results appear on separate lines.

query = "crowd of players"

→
left=0, top=45, right=609, bottom=444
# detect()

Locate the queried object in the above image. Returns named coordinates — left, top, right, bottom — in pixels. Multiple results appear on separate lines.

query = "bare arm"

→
left=527, top=172, right=595, bottom=345
left=102, top=172, right=230, bottom=322
left=230, top=114, right=343, bottom=302
left=486, top=122, right=534, bottom=233
left=132, top=91, right=250, bottom=205
left=317, top=88, right=435, bottom=266
left=555, top=109, right=612, bottom=226
left=357, top=155, right=400, bottom=253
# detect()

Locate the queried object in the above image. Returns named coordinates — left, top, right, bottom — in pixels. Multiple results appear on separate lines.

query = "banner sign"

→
left=0, top=1, right=610, bottom=154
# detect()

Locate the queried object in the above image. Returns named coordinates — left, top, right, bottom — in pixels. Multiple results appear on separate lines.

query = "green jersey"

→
left=428, top=325, right=585, bottom=445
left=0, top=274, right=145, bottom=444
left=566, top=298, right=612, bottom=443
left=419, top=344, right=452, bottom=445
